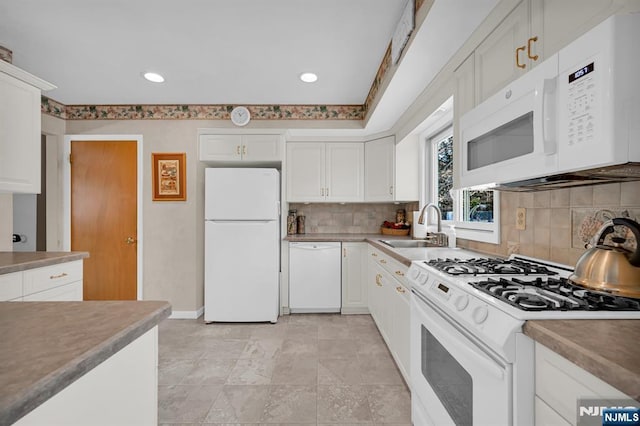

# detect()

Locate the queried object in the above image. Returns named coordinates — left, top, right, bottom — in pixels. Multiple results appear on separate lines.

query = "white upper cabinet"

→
left=537, top=0, right=626, bottom=58
left=0, top=61, right=55, bottom=194
left=474, top=0, right=543, bottom=104
left=364, top=135, right=418, bottom=202
left=364, top=137, right=395, bottom=201
left=199, top=134, right=281, bottom=163
left=286, top=142, right=363, bottom=202
left=325, top=143, right=364, bottom=202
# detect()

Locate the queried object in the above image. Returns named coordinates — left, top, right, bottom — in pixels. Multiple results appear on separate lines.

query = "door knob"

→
left=125, top=236, right=137, bottom=245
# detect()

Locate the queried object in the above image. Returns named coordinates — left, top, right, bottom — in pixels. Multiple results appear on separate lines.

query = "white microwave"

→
left=459, top=13, right=640, bottom=190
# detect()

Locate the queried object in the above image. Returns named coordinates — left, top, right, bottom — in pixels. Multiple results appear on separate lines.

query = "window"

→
left=423, top=123, right=500, bottom=244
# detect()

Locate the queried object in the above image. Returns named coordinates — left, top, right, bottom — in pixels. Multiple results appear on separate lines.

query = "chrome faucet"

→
left=418, top=203, right=442, bottom=232
left=417, top=203, right=447, bottom=246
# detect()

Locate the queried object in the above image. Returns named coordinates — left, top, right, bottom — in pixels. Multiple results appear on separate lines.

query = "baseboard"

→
left=341, top=307, right=370, bottom=315
left=169, top=306, right=204, bottom=319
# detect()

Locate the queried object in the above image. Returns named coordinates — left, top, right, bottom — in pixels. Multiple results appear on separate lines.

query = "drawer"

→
left=535, top=343, right=628, bottom=425
left=22, top=281, right=83, bottom=301
left=368, top=247, right=408, bottom=284
left=23, top=260, right=83, bottom=296
left=0, top=271, right=23, bottom=301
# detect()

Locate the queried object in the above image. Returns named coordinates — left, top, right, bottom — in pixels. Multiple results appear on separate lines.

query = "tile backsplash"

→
left=458, top=181, right=640, bottom=266
left=288, top=202, right=419, bottom=234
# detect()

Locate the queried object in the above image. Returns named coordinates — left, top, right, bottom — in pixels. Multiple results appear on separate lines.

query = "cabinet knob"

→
left=396, top=286, right=406, bottom=294
left=395, top=270, right=405, bottom=277
left=527, top=36, right=539, bottom=61
left=379, top=259, right=387, bottom=264
left=371, top=253, right=378, bottom=257
left=125, top=236, right=137, bottom=245
left=515, top=46, right=526, bottom=69
left=236, top=145, right=241, bottom=155
left=242, top=145, right=247, bottom=156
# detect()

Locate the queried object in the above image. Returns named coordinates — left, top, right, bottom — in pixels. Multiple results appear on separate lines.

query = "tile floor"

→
left=158, top=313, right=411, bottom=425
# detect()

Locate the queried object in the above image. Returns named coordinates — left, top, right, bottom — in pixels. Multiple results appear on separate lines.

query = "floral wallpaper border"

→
left=41, top=98, right=365, bottom=121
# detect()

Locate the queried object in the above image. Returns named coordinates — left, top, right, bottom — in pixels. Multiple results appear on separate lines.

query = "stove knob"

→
left=408, top=268, right=420, bottom=280
left=454, top=295, right=469, bottom=311
left=472, top=305, right=489, bottom=324
left=418, top=273, right=428, bottom=285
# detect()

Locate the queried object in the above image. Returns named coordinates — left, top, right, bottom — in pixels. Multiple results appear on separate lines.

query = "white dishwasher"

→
left=289, top=242, right=341, bottom=313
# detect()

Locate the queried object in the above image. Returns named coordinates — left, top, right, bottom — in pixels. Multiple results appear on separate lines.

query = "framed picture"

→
left=152, top=153, right=186, bottom=201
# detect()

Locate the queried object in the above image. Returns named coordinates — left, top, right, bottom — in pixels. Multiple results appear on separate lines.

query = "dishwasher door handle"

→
left=291, top=244, right=338, bottom=251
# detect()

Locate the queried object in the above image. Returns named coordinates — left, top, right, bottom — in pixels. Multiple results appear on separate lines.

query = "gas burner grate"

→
left=425, top=258, right=558, bottom=276
left=470, top=277, right=640, bottom=311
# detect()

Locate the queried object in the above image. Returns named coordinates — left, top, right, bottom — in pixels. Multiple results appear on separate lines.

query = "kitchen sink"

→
left=379, top=239, right=434, bottom=248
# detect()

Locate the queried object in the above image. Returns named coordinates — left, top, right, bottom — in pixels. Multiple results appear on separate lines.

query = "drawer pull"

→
left=396, top=286, right=406, bottom=294
left=375, top=273, right=383, bottom=287
left=371, top=253, right=378, bottom=257
left=50, top=272, right=68, bottom=280
left=379, top=259, right=387, bottom=264
left=395, top=270, right=405, bottom=277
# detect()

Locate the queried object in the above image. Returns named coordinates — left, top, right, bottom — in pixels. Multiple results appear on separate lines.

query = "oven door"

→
left=411, top=290, right=513, bottom=426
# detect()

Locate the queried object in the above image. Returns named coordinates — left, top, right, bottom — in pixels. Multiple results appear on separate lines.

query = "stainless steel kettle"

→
left=569, top=217, right=640, bottom=298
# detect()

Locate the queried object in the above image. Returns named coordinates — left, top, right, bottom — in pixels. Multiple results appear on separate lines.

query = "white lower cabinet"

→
left=0, top=260, right=83, bottom=302
left=367, top=245, right=410, bottom=385
left=534, top=342, right=631, bottom=426
left=15, top=327, right=158, bottom=426
left=0, top=271, right=23, bottom=301
left=341, top=242, right=368, bottom=314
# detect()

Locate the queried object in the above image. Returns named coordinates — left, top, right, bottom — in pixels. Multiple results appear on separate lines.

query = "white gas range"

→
left=407, top=252, right=640, bottom=426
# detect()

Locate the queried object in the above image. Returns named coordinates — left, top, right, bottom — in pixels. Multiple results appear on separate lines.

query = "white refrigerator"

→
left=204, top=168, right=280, bottom=323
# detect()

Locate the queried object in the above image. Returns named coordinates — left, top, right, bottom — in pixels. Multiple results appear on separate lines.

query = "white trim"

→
left=0, top=60, right=56, bottom=91
left=62, top=135, right=144, bottom=300
left=421, top=116, right=501, bottom=244
left=169, top=307, right=204, bottom=320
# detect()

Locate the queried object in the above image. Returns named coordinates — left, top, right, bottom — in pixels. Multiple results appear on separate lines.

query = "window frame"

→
left=421, top=122, right=500, bottom=244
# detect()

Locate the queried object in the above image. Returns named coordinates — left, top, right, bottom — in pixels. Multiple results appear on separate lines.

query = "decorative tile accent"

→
left=571, top=208, right=639, bottom=250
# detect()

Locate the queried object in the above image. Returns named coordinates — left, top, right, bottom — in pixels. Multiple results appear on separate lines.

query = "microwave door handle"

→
left=542, top=77, right=557, bottom=155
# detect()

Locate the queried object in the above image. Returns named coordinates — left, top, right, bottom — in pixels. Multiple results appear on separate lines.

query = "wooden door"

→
left=71, top=141, right=137, bottom=300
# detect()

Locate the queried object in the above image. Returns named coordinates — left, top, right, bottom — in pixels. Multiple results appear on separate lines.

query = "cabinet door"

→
left=242, top=134, right=281, bottom=162
left=0, top=72, right=42, bottom=193
left=341, top=242, right=368, bottom=314
left=286, top=143, right=325, bottom=201
left=22, top=281, right=83, bottom=301
left=538, top=0, right=622, bottom=58
left=391, top=281, right=411, bottom=383
left=0, top=271, right=23, bottom=301
left=199, top=134, right=243, bottom=161
left=364, top=137, right=395, bottom=201
left=325, top=143, right=364, bottom=201
left=454, top=53, right=475, bottom=190
left=474, top=0, right=533, bottom=103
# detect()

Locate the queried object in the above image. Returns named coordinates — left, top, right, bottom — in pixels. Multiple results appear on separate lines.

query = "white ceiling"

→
left=0, top=0, right=499, bottom=133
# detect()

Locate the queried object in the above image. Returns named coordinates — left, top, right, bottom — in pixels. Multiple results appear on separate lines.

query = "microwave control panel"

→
left=566, top=62, right=596, bottom=146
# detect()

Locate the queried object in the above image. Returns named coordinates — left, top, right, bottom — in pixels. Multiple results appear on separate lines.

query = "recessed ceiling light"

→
left=143, top=72, right=165, bottom=83
left=299, top=72, right=318, bottom=83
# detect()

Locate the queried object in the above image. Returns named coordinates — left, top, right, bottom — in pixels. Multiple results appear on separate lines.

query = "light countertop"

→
left=0, top=251, right=90, bottom=275
left=524, top=319, right=640, bottom=401
left=0, top=300, right=171, bottom=425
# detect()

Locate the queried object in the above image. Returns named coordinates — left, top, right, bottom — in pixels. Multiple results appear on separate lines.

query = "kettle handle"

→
left=610, top=218, right=640, bottom=267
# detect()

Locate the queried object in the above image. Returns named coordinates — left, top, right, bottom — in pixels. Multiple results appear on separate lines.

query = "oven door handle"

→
left=412, top=290, right=506, bottom=380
